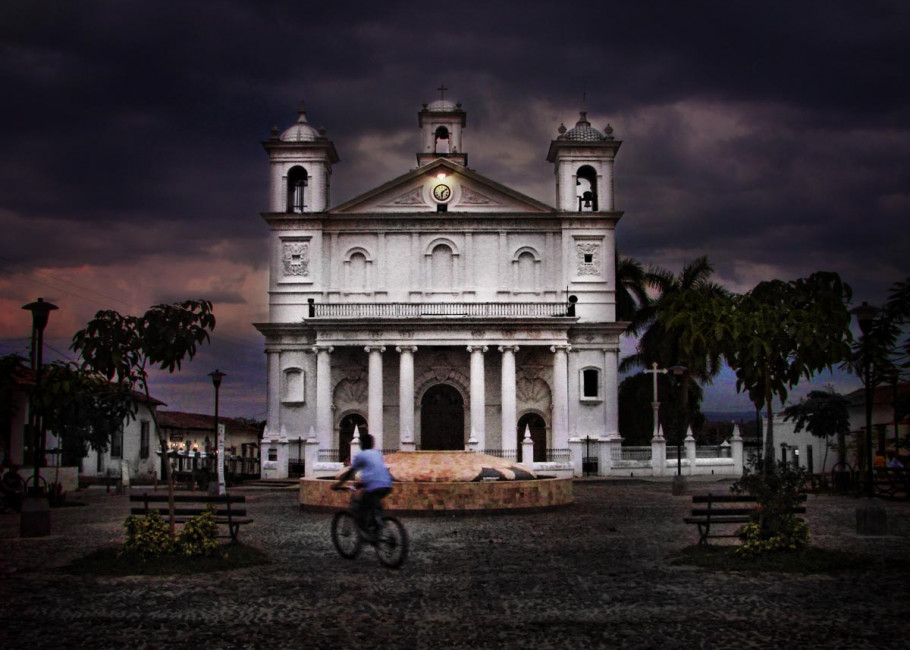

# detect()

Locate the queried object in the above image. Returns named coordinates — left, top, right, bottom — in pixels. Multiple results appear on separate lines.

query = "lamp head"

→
left=22, top=297, right=59, bottom=332
left=850, top=301, right=878, bottom=336
left=209, top=369, right=226, bottom=389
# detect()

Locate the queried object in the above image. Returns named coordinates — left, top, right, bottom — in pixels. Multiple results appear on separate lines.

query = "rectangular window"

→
left=140, top=421, right=150, bottom=459
left=111, top=430, right=123, bottom=458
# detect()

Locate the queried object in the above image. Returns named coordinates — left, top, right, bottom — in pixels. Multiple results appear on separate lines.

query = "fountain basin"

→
left=299, top=450, right=573, bottom=513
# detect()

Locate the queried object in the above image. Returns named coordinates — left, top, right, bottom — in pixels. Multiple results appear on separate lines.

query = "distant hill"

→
left=702, top=411, right=758, bottom=423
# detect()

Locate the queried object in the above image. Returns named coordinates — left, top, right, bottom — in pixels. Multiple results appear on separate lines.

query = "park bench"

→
left=129, top=493, right=252, bottom=542
left=684, top=493, right=807, bottom=546
left=874, top=467, right=909, bottom=500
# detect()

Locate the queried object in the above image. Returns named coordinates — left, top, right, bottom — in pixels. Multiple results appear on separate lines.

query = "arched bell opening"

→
left=576, top=165, right=598, bottom=212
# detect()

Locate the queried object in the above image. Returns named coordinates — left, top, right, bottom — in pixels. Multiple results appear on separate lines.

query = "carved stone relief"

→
left=576, top=241, right=601, bottom=276
left=282, top=241, right=309, bottom=277
left=387, top=187, right=425, bottom=206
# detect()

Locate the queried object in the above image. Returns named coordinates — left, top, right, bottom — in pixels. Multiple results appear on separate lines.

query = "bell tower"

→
left=417, top=85, right=467, bottom=167
left=546, top=111, right=622, bottom=213
left=263, top=101, right=339, bottom=213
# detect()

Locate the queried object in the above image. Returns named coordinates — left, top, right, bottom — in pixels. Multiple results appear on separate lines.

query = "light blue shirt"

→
left=351, top=448, right=393, bottom=491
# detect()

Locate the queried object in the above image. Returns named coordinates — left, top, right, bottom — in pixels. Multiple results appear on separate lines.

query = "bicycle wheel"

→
left=331, top=511, right=362, bottom=559
left=375, top=516, right=408, bottom=568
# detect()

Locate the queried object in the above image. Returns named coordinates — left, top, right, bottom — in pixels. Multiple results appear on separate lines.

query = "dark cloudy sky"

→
left=2, top=0, right=908, bottom=419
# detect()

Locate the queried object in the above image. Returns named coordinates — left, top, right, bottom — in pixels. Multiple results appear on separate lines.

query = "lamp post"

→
left=850, top=301, right=878, bottom=498
left=669, top=365, right=688, bottom=495
left=886, top=368, right=901, bottom=456
left=22, top=298, right=58, bottom=497
left=20, top=298, right=57, bottom=538
left=209, top=369, right=226, bottom=496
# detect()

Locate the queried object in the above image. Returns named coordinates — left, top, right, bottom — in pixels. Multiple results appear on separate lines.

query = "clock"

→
left=432, top=183, right=452, bottom=202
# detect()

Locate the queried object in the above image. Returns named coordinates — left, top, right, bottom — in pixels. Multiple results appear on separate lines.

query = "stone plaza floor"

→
left=1, top=478, right=909, bottom=649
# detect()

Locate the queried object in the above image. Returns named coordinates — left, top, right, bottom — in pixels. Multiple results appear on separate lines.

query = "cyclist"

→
left=333, top=432, right=393, bottom=536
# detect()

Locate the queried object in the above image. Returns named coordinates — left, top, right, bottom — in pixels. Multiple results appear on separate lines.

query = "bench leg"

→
left=229, top=522, right=239, bottom=543
left=697, top=523, right=710, bottom=546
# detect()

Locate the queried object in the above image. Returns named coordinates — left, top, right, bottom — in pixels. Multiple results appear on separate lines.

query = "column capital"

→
left=467, top=345, right=489, bottom=354
left=395, top=345, right=418, bottom=354
left=364, top=345, right=386, bottom=354
left=550, top=344, right=572, bottom=354
left=498, top=345, right=520, bottom=353
left=312, top=345, right=334, bottom=354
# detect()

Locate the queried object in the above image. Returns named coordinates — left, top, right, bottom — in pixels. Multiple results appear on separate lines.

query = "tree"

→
left=726, top=272, right=853, bottom=468
left=615, top=254, right=649, bottom=324
left=34, top=361, right=139, bottom=465
left=621, top=256, right=732, bottom=445
left=782, top=388, right=851, bottom=471
left=71, top=300, right=216, bottom=533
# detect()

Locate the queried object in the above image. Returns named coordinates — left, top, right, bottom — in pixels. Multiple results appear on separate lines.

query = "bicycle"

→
left=330, top=485, right=409, bottom=568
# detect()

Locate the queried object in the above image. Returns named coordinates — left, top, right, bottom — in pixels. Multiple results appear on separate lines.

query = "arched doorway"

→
left=339, top=413, right=367, bottom=464
left=420, top=384, right=464, bottom=450
left=517, top=413, right=547, bottom=462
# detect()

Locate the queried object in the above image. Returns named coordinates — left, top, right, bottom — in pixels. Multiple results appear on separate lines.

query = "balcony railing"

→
left=311, top=302, right=571, bottom=319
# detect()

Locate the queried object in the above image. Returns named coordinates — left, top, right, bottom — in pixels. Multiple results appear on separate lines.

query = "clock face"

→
left=433, top=183, right=452, bottom=202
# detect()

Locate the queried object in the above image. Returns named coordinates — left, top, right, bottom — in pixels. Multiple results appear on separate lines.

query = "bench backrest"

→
left=129, top=493, right=245, bottom=504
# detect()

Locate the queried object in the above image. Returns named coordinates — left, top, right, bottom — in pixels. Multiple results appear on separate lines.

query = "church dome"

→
left=280, top=103, right=321, bottom=142
left=563, top=111, right=608, bottom=142
left=426, top=98, right=459, bottom=112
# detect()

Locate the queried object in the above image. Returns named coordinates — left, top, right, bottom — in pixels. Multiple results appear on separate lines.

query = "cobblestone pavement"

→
left=1, top=479, right=908, bottom=649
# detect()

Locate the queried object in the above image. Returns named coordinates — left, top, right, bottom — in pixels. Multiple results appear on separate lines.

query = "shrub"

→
left=177, top=506, right=221, bottom=557
left=122, top=511, right=176, bottom=558
left=732, top=457, right=811, bottom=556
left=122, top=507, right=221, bottom=558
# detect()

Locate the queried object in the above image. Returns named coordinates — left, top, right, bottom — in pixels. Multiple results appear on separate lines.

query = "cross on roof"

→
left=437, top=83, right=448, bottom=100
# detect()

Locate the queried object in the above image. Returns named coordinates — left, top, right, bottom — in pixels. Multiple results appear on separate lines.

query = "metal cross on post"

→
left=643, top=362, right=668, bottom=440
left=437, top=83, right=448, bottom=100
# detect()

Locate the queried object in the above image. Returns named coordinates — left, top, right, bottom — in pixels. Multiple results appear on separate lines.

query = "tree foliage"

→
left=35, top=361, right=138, bottom=459
left=71, top=300, right=216, bottom=533
left=782, top=388, right=851, bottom=469
left=725, top=272, right=853, bottom=464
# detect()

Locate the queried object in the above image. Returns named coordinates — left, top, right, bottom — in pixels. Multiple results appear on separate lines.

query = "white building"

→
left=255, top=96, right=627, bottom=479
left=765, top=382, right=909, bottom=474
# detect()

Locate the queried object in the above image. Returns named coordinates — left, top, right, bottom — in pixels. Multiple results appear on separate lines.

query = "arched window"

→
left=349, top=252, right=367, bottom=290
left=287, top=166, right=308, bottom=213
left=282, top=368, right=305, bottom=404
left=576, top=165, right=598, bottom=212
left=434, top=126, right=450, bottom=154
left=581, top=367, right=600, bottom=399
left=431, top=243, right=454, bottom=290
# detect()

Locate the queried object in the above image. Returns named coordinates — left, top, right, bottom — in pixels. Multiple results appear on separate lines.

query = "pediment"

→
left=332, top=159, right=553, bottom=214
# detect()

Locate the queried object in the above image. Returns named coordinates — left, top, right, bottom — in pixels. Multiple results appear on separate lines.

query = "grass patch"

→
left=64, top=543, right=270, bottom=576
left=671, top=545, right=905, bottom=574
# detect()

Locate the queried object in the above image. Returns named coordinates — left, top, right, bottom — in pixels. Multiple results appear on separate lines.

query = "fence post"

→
left=651, top=426, right=666, bottom=477
left=731, top=424, right=744, bottom=475
left=522, top=427, right=535, bottom=468
left=685, top=426, right=697, bottom=476
left=569, top=437, right=583, bottom=477
left=304, top=438, right=320, bottom=478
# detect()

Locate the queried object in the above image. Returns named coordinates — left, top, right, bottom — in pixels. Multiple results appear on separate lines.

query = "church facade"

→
left=255, top=95, right=625, bottom=479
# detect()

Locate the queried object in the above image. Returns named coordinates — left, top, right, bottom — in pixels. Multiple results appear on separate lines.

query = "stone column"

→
left=314, top=346, right=334, bottom=450
left=468, top=345, right=488, bottom=451
left=685, top=426, right=697, bottom=476
left=603, top=347, right=620, bottom=440
left=396, top=346, right=417, bottom=451
left=550, top=345, right=570, bottom=450
left=366, top=346, right=386, bottom=450
left=499, top=345, right=519, bottom=458
left=264, top=349, right=282, bottom=440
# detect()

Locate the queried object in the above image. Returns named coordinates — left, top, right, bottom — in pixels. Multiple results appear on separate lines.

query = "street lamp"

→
left=850, top=301, right=878, bottom=498
left=22, top=298, right=58, bottom=497
left=209, top=369, right=226, bottom=495
left=669, top=364, right=688, bottom=495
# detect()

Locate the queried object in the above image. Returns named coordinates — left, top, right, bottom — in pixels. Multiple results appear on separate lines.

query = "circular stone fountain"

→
left=299, top=450, right=573, bottom=514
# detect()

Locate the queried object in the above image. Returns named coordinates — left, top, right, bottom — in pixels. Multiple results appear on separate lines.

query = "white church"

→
left=255, top=93, right=626, bottom=479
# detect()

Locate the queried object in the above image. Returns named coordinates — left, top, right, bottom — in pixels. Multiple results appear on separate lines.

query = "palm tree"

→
left=620, top=255, right=730, bottom=383
left=615, top=254, right=649, bottom=325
